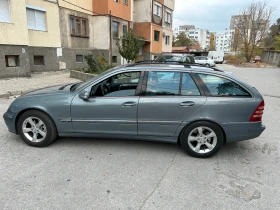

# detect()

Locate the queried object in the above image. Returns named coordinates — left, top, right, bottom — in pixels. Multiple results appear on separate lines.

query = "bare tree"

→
left=234, top=1, right=274, bottom=62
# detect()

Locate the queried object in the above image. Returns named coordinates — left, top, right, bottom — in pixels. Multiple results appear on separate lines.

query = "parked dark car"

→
left=3, top=64, right=265, bottom=158
left=153, top=53, right=195, bottom=64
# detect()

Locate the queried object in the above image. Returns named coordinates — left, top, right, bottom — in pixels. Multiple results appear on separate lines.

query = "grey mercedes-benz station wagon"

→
left=3, top=64, right=265, bottom=158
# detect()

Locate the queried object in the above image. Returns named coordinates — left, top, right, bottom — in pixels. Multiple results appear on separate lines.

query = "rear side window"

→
left=145, top=72, right=201, bottom=96
left=146, top=71, right=180, bottom=95
left=198, top=74, right=250, bottom=97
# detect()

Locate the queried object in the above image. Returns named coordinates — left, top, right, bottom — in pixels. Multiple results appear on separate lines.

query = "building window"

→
left=154, top=30, right=160, bottom=41
left=153, top=3, right=162, bottom=17
left=34, top=56, right=45, bottom=65
left=0, top=0, right=10, bottom=22
left=76, top=55, right=83, bottom=63
left=26, top=8, right=46, bottom=31
left=112, top=56, right=117, bottom=63
left=5, top=55, right=20, bottom=67
left=112, top=21, right=119, bottom=38
left=123, top=25, right=128, bottom=35
left=189, top=32, right=194, bottom=34
left=123, top=0, right=128, bottom=4
left=165, top=36, right=170, bottom=45
left=165, top=11, right=171, bottom=24
left=114, top=0, right=119, bottom=2
left=70, top=16, right=89, bottom=37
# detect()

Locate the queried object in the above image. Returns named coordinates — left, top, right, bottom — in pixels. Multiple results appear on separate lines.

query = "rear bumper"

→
left=222, top=122, right=265, bottom=143
left=3, top=112, right=17, bottom=134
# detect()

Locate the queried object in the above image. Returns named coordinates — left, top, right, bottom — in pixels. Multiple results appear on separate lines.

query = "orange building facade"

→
left=134, top=0, right=175, bottom=60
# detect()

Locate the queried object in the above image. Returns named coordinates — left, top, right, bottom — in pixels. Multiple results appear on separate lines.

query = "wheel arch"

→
left=177, top=119, right=227, bottom=144
left=15, top=108, right=57, bottom=134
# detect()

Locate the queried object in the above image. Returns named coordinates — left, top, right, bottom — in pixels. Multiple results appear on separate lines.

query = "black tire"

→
left=17, top=110, right=58, bottom=147
left=180, top=121, right=224, bottom=158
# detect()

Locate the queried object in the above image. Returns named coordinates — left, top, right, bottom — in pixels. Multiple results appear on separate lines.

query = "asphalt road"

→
left=0, top=65, right=280, bottom=210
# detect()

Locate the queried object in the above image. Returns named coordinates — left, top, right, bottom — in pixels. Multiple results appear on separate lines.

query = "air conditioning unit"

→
left=162, top=32, right=166, bottom=37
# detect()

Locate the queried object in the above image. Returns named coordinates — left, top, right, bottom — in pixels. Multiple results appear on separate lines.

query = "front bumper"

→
left=3, top=112, right=17, bottom=134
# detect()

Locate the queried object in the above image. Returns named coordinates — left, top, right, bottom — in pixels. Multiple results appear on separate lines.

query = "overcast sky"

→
left=173, top=0, right=280, bottom=33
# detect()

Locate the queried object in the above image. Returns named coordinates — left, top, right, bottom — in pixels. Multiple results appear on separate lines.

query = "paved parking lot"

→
left=0, top=65, right=280, bottom=210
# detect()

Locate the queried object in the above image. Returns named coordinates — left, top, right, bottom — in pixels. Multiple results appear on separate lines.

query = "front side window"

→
left=70, top=16, right=88, bottom=37
left=112, top=21, right=119, bottom=38
left=198, top=74, right=250, bottom=97
left=181, top=73, right=200, bottom=96
left=91, top=71, right=141, bottom=97
left=154, top=30, right=160, bottom=41
left=145, top=71, right=180, bottom=96
left=26, top=8, right=46, bottom=31
left=0, top=0, right=10, bottom=22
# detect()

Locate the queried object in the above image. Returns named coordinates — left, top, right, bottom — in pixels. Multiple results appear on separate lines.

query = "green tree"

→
left=275, top=36, right=280, bottom=50
left=264, top=18, right=280, bottom=50
left=116, top=29, right=144, bottom=63
left=174, top=33, right=192, bottom=47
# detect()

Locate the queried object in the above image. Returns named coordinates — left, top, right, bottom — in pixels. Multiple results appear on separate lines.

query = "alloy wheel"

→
left=187, top=126, right=217, bottom=154
left=22, top=117, right=47, bottom=142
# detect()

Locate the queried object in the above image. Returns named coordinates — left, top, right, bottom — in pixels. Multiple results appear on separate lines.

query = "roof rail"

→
left=127, top=62, right=223, bottom=72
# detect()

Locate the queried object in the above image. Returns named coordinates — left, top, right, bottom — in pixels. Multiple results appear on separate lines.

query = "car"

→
left=254, top=56, right=261, bottom=62
left=195, top=56, right=216, bottom=67
left=3, top=64, right=265, bottom=158
left=208, top=51, right=224, bottom=64
left=153, top=53, right=195, bottom=64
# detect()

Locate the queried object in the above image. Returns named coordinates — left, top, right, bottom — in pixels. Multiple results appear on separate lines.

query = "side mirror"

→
left=79, top=90, right=90, bottom=100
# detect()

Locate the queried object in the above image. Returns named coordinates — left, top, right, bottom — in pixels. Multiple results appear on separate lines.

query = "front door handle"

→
left=180, top=101, right=195, bottom=107
left=122, top=102, right=137, bottom=107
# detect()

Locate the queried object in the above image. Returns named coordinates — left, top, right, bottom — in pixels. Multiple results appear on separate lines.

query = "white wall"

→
left=133, top=0, right=151, bottom=23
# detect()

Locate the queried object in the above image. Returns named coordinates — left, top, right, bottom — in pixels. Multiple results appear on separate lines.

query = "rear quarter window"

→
left=198, top=74, right=251, bottom=97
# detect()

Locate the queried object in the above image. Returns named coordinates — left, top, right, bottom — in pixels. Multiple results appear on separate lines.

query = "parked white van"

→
left=208, top=51, right=224, bottom=64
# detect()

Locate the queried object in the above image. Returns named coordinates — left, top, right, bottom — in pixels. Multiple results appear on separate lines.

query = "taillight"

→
left=249, top=100, right=265, bottom=122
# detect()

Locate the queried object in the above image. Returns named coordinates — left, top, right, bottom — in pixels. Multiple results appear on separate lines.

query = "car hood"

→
left=21, top=84, right=74, bottom=97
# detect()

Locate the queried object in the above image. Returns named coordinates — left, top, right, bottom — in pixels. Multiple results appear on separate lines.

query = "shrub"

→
left=224, top=54, right=245, bottom=65
left=84, top=53, right=115, bottom=74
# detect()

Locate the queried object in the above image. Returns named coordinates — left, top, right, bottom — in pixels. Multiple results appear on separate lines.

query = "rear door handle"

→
left=122, top=102, right=137, bottom=107
left=180, top=101, right=195, bottom=107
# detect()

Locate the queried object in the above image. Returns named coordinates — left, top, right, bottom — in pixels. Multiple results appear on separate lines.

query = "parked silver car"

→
left=195, top=56, right=216, bottom=67
left=3, top=64, right=265, bottom=158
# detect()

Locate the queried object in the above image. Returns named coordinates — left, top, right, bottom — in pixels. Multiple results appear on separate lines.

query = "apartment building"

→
left=215, top=29, right=234, bottom=52
left=0, top=0, right=175, bottom=78
left=0, top=0, right=61, bottom=77
left=133, top=0, right=175, bottom=60
left=173, top=25, right=210, bottom=50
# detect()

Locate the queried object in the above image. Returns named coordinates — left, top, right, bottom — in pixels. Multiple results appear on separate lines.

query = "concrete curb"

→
left=70, top=70, right=97, bottom=81
left=0, top=91, right=30, bottom=99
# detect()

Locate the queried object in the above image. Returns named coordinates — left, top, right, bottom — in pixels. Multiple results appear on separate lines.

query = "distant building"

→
left=214, top=29, right=235, bottom=52
left=173, top=25, right=210, bottom=50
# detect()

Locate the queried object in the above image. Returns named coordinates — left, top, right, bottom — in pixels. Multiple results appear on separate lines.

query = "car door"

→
left=70, top=71, right=143, bottom=135
left=137, top=70, right=206, bottom=137
left=200, top=57, right=207, bottom=65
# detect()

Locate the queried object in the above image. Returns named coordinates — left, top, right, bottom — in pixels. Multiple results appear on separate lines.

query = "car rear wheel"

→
left=180, top=121, right=224, bottom=158
left=205, top=64, right=210, bottom=67
left=17, top=110, right=58, bottom=147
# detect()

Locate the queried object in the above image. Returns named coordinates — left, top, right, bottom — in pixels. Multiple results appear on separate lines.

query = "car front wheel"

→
left=180, top=121, right=224, bottom=158
left=17, top=110, right=58, bottom=147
